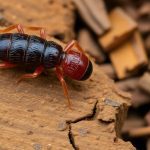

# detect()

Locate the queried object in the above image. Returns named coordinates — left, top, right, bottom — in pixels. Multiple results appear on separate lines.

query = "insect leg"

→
left=0, top=24, right=46, bottom=39
left=0, top=61, right=17, bottom=68
left=0, top=24, right=24, bottom=33
left=64, top=40, right=85, bottom=54
left=55, top=67, right=72, bottom=109
left=22, top=26, right=46, bottom=39
left=17, top=66, right=44, bottom=83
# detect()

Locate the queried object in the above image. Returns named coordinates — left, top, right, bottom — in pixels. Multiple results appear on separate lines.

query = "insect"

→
left=0, top=24, right=93, bottom=108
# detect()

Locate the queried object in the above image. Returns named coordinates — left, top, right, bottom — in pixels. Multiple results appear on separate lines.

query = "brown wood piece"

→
left=138, top=2, right=150, bottom=18
left=138, top=72, right=150, bottom=95
left=145, top=115, right=150, bottom=150
left=99, top=7, right=137, bottom=52
left=145, top=35, right=150, bottom=55
left=129, top=127, right=150, bottom=137
left=138, top=21, right=150, bottom=34
left=147, top=138, right=150, bottom=150
left=78, top=29, right=106, bottom=63
left=116, top=78, right=150, bottom=107
left=148, top=62, right=150, bottom=71
left=122, top=117, right=145, bottom=134
left=131, top=89, right=150, bottom=108
left=72, top=0, right=111, bottom=35
left=123, top=5, right=139, bottom=20
left=145, top=111, right=150, bottom=126
left=116, top=78, right=139, bottom=91
left=110, top=31, right=148, bottom=79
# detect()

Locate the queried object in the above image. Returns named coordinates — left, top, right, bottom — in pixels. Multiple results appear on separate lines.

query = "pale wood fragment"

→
left=110, top=31, right=148, bottom=79
left=72, top=0, right=111, bottom=35
left=99, top=7, right=137, bottom=52
left=138, top=72, right=150, bottom=94
left=78, top=29, right=106, bottom=63
left=129, top=127, right=150, bottom=137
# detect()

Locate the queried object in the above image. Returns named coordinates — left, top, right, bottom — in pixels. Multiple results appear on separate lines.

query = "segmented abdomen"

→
left=0, top=33, right=63, bottom=68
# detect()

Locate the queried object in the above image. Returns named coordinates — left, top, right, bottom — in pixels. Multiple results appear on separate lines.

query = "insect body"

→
left=0, top=33, right=63, bottom=69
left=0, top=24, right=93, bottom=108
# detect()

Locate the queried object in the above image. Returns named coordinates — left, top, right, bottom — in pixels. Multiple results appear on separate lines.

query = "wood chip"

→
left=99, top=7, right=137, bottom=52
left=122, top=117, right=145, bottom=134
left=78, top=29, right=106, bottom=63
left=147, top=139, right=150, bottom=150
left=138, top=21, right=150, bottom=34
left=145, top=111, right=150, bottom=125
left=129, top=127, right=150, bottom=137
left=138, top=72, right=150, bottom=94
left=116, top=75, right=150, bottom=107
left=123, top=5, right=139, bottom=20
left=145, top=35, right=150, bottom=55
left=110, top=31, right=148, bottom=79
left=72, top=0, right=111, bottom=35
left=131, top=89, right=150, bottom=108
left=138, top=2, right=150, bottom=18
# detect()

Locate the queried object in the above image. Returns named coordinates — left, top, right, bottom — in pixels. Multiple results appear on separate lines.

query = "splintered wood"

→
left=110, top=31, right=148, bottom=79
left=78, top=29, right=106, bottom=63
left=99, top=8, right=137, bottom=51
left=98, top=7, right=148, bottom=79
left=72, top=0, right=111, bottom=35
left=146, top=112, right=150, bottom=150
left=138, top=72, right=150, bottom=94
left=116, top=78, right=150, bottom=107
left=129, top=127, right=150, bottom=137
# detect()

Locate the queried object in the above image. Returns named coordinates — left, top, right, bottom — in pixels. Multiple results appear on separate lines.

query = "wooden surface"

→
left=0, top=0, right=75, bottom=42
left=0, top=62, right=135, bottom=150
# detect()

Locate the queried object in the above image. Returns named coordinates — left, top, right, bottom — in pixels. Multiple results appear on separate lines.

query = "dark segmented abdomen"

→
left=0, top=33, right=11, bottom=60
left=25, top=35, right=46, bottom=66
left=0, top=33, right=63, bottom=69
left=9, top=33, right=29, bottom=63
left=43, top=41, right=63, bottom=68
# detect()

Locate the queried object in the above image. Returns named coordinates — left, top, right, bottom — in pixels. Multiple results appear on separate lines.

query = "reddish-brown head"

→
left=61, top=50, right=93, bottom=80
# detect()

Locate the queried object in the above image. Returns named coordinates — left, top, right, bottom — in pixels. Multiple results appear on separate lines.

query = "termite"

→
left=0, top=24, right=93, bottom=108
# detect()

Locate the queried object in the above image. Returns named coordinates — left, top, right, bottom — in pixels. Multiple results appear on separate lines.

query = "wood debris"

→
left=110, top=31, right=148, bottom=79
left=99, top=7, right=137, bottom=52
left=72, top=0, right=111, bottom=35
left=129, top=127, right=150, bottom=137
left=138, top=72, right=150, bottom=94
left=78, top=29, right=106, bottom=63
